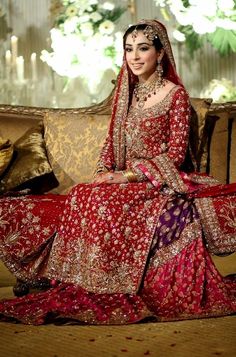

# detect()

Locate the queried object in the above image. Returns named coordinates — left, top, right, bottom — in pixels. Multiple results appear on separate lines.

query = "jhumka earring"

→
left=156, top=59, right=163, bottom=83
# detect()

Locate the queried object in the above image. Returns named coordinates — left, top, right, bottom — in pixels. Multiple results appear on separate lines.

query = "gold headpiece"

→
left=131, top=25, right=159, bottom=42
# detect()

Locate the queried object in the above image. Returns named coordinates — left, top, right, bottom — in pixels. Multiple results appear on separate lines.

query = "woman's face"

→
left=125, top=31, right=160, bottom=81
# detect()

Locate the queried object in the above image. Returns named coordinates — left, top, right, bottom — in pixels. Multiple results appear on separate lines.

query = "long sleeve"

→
left=94, top=134, right=114, bottom=175
left=127, top=88, right=191, bottom=192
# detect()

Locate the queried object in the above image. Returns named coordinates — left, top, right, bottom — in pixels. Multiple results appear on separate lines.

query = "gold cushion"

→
left=189, top=97, right=213, bottom=172
left=44, top=111, right=110, bottom=193
left=0, top=123, right=58, bottom=194
left=0, top=137, right=14, bottom=176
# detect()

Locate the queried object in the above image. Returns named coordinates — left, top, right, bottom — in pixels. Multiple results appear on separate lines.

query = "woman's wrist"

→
left=122, top=170, right=138, bottom=183
left=93, top=162, right=109, bottom=178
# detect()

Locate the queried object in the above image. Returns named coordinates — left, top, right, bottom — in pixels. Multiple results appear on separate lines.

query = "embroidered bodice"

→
left=97, top=85, right=190, bottom=187
left=125, top=86, right=189, bottom=167
left=123, top=86, right=190, bottom=183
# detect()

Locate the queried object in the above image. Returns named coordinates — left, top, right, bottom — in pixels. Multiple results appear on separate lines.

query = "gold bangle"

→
left=122, top=170, right=138, bottom=183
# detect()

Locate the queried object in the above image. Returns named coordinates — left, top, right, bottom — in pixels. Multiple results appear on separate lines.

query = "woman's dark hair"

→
left=123, top=24, right=163, bottom=51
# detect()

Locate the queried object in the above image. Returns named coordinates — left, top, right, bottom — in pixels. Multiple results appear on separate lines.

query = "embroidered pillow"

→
left=0, top=123, right=58, bottom=194
left=0, top=137, right=14, bottom=176
left=189, top=97, right=213, bottom=172
left=44, top=111, right=110, bottom=194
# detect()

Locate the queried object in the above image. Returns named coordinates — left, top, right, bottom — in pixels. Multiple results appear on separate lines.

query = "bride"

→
left=0, top=19, right=235, bottom=325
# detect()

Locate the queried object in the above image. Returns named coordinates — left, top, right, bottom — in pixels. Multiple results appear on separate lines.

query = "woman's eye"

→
left=125, top=48, right=132, bottom=52
left=140, top=47, right=149, bottom=51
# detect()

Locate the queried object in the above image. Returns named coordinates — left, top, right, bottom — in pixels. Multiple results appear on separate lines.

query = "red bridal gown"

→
left=0, top=86, right=235, bottom=325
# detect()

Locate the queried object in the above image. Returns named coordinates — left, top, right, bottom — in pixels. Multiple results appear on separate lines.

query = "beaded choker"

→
left=133, top=76, right=166, bottom=109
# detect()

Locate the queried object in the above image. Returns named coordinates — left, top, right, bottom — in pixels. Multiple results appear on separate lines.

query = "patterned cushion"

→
left=0, top=123, right=58, bottom=194
left=44, top=111, right=110, bottom=193
left=189, top=97, right=213, bottom=172
left=0, top=137, right=14, bottom=176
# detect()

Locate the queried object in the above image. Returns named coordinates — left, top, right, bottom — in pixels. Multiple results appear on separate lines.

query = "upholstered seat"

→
left=0, top=95, right=236, bottom=296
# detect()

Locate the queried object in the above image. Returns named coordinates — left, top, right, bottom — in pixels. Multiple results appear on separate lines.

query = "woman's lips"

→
left=132, top=64, right=143, bottom=69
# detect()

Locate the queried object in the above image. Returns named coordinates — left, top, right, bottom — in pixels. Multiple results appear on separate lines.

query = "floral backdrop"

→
left=41, top=0, right=126, bottom=105
left=154, top=0, right=236, bottom=56
left=1, top=0, right=236, bottom=106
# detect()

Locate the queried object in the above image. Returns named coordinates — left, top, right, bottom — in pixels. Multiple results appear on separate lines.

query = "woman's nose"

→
left=133, top=49, right=140, bottom=60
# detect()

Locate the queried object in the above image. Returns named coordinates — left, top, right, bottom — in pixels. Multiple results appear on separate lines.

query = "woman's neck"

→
left=138, top=71, right=157, bottom=84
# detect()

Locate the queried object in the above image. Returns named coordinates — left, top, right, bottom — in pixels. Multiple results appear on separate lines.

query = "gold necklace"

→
left=133, top=76, right=166, bottom=109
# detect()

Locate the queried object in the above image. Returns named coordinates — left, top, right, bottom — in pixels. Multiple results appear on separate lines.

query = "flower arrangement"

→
left=201, top=78, right=236, bottom=102
left=154, top=0, right=236, bottom=56
left=41, top=0, right=126, bottom=94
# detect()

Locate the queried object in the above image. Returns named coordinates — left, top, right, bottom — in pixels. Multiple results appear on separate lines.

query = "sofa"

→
left=0, top=93, right=236, bottom=295
left=1, top=93, right=236, bottom=195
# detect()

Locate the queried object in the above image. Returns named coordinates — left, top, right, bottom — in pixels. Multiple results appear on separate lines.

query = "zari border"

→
left=112, top=64, right=130, bottom=170
left=195, top=197, right=235, bottom=255
left=149, top=220, right=201, bottom=269
left=153, top=154, right=187, bottom=193
left=157, top=309, right=236, bottom=322
left=189, top=173, right=220, bottom=186
left=0, top=240, right=53, bottom=283
left=134, top=159, right=163, bottom=186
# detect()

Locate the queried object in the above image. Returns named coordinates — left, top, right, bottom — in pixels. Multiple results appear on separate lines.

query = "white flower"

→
left=173, top=29, right=186, bottom=42
left=90, top=11, right=102, bottom=22
left=72, top=0, right=91, bottom=15
left=218, top=0, right=235, bottom=12
left=80, top=22, right=94, bottom=37
left=194, top=0, right=217, bottom=17
left=65, top=4, right=78, bottom=17
left=102, top=2, right=115, bottom=11
left=113, top=31, right=124, bottom=66
left=215, top=18, right=236, bottom=31
left=169, top=0, right=185, bottom=13
left=99, top=20, right=115, bottom=35
left=192, top=16, right=216, bottom=34
left=63, top=17, right=79, bottom=34
left=174, top=12, right=190, bottom=26
left=155, top=0, right=167, bottom=7
left=78, top=15, right=90, bottom=23
left=42, top=0, right=124, bottom=92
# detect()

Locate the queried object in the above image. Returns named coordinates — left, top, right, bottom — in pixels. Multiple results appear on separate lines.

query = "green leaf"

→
left=104, top=46, right=116, bottom=58
left=100, top=7, right=126, bottom=23
left=207, top=28, right=236, bottom=55
left=178, top=25, right=203, bottom=56
left=182, top=0, right=190, bottom=8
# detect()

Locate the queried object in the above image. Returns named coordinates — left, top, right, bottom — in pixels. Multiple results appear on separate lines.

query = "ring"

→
left=108, top=175, right=114, bottom=180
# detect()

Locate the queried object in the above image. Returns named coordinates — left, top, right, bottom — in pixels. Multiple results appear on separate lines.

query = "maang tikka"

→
left=131, top=25, right=159, bottom=42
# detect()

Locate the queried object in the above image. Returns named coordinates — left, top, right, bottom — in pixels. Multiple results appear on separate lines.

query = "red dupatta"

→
left=98, top=19, right=185, bottom=172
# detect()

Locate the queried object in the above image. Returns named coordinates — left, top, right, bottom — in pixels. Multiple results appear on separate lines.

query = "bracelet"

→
left=122, top=170, right=138, bottom=183
left=93, top=162, right=109, bottom=178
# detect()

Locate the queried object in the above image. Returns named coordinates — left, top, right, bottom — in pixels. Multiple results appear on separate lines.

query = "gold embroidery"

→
left=149, top=221, right=201, bottom=269
left=153, top=154, right=187, bottom=193
left=218, top=199, right=236, bottom=231
left=195, top=197, right=236, bottom=254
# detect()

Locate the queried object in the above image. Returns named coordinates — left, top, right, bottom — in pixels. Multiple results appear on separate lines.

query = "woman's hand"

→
left=93, top=172, right=128, bottom=185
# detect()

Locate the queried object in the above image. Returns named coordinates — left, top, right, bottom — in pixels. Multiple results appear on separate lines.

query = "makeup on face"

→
left=125, top=31, right=159, bottom=81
